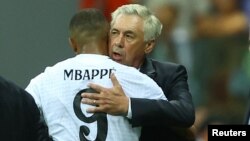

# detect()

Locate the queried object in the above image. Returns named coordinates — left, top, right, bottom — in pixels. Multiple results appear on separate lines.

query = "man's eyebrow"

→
left=110, top=28, right=118, bottom=31
left=110, top=28, right=136, bottom=36
left=124, top=30, right=136, bottom=35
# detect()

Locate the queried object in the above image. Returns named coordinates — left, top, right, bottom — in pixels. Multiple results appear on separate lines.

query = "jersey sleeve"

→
left=135, top=72, right=167, bottom=100
left=25, top=74, right=43, bottom=109
left=142, top=78, right=167, bottom=100
left=113, top=67, right=167, bottom=101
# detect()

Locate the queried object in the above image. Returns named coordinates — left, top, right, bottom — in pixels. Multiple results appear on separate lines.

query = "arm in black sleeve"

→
left=130, top=64, right=195, bottom=127
left=0, top=76, right=53, bottom=141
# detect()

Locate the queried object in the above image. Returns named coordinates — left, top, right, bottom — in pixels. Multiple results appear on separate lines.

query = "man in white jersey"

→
left=25, top=9, right=166, bottom=141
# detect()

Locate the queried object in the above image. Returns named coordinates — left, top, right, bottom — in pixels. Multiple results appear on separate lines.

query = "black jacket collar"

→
left=140, top=57, right=156, bottom=79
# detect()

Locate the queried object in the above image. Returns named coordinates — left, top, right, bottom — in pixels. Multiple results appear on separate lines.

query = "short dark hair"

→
left=69, top=8, right=109, bottom=46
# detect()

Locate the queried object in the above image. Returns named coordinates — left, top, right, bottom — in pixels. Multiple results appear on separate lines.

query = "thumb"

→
left=110, top=73, right=120, bottom=87
left=111, top=73, right=125, bottom=96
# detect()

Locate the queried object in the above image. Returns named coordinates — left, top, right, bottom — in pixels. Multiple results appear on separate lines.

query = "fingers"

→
left=81, top=93, right=105, bottom=106
left=88, top=83, right=105, bottom=92
left=81, top=92, right=100, bottom=99
left=110, top=73, right=120, bottom=87
left=82, top=98, right=99, bottom=106
left=86, top=106, right=104, bottom=113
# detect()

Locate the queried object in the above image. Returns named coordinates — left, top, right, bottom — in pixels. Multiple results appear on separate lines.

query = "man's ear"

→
left=144, top=39, right=155, bottom=54
left=69, top=38, right=77, bottom=53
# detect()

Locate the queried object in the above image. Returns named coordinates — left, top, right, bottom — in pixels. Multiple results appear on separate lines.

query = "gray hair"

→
left=111, top=4, right=162, bottom=42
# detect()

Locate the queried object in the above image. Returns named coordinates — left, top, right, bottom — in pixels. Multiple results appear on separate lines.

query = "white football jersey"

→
left=26, top=54, right=166, bottom=141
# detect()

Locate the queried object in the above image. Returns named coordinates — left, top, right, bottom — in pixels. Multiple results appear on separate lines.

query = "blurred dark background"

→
left=0, top=0, right=76, bottom=88
left=1, top=0, right=249, bottom=140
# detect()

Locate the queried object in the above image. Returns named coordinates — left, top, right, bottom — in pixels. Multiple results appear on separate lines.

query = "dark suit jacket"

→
left=244, top=105, right=250, bottom=124
left=244, top=92, right=250, bottom=124
left=130, top=57, right=195, bottom=141
left=0, top=76, right=52, bottom=141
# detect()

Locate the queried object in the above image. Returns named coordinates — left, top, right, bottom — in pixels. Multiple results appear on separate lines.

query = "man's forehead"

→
left=112, top=14, right=144, bottom=32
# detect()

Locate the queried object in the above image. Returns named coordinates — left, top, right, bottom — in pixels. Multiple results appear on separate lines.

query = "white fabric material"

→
left=126, top=97, right=132, bottom=119
left=26, top=54, right=166, bottom=141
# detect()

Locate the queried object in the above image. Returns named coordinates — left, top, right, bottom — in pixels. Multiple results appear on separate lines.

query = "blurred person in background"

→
left=145, top=0, right=179, bottom=63
left=192, top=0, right=249, bottom=134
left=144, top=0, right=207, bottom=108
left=0, top=75, right=51, bottom=141
left=195, top=0, right=247, bottom=37
left=145, top=0, right=194, bottom=73
left=82, top=4, right=196, bottom=141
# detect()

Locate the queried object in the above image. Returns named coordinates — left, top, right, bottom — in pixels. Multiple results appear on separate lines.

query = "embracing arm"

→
left=81, top=65, right=195, bottom=127
left=130, top=65, right=195, bottom=127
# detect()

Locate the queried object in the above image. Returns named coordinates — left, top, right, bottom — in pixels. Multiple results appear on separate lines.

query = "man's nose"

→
left=114, top=35, right=124, bottom=48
